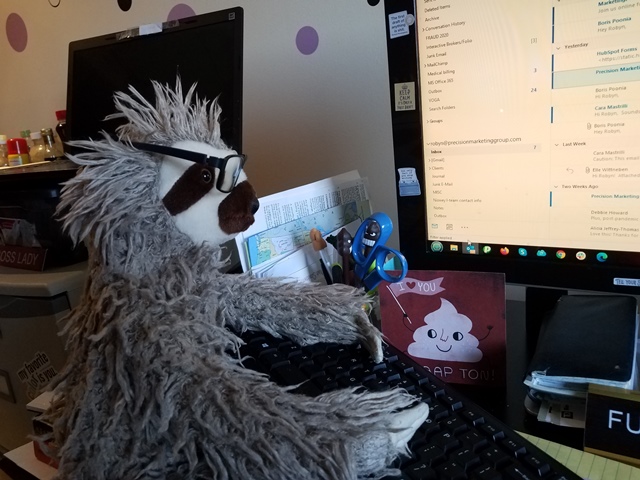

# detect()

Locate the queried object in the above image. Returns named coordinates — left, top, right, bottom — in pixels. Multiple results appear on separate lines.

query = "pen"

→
left=310, top=228, right=333, bottom=285
left=337, top=228, right=354, bottom=286
left=387, top=284, right=411, bottom=324
left=324, top=234, right=344, bottom=283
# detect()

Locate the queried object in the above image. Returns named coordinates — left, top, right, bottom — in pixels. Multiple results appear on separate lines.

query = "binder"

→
left=525, top=295, right=638, bottom=395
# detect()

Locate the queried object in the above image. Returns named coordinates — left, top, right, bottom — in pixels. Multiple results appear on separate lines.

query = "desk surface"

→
left=0, top=297, right=618, bottom=478
left=5, top=432, right=639, bottom=480
left=1, top=444, right=55, bottom=480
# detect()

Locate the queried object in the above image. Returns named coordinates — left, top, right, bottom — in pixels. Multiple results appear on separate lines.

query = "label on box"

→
left=0, top=244, right=47, bottom=270
left=585, top=384, right=640, bottom=467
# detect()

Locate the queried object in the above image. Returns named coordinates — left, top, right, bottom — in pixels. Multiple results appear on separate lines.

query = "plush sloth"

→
left=37, top=80, right=428, bottom=480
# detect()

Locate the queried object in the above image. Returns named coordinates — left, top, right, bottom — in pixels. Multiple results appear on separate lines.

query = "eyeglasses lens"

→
left=219, top=155, right=245, bottom=192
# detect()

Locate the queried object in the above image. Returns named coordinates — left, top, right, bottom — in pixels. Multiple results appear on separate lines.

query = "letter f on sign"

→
left=609, top=409, right=623, bottom=429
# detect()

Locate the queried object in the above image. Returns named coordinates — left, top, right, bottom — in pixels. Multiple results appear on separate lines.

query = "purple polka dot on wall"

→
left=296, top=26, right=319, bottom=55
left=6, top=13, right=28, bottom=53
left=168, top=4, right=196, bottom=22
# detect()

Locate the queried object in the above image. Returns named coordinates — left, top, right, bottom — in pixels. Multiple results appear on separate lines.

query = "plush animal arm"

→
left=214, top=272, right=384, bottom=362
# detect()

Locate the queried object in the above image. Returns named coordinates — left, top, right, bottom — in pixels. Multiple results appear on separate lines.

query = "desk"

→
left=456, top=297, right=585, bottom=450
left=0, top=444, right=55, bottom=480
left=0, top=298, right=614, bottom=479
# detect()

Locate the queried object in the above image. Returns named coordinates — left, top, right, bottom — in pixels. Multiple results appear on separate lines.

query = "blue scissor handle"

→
left=360, top=245, right=408, bottom=292
left=352, top=212, right=408, bottom=291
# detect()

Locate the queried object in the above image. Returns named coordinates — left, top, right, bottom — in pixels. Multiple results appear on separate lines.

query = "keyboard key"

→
left=441, top=394, right=464, bottom=412
left=429, top=403, right=450, bottom=421
left=461, top=409, right=485, bottom=426
left=451, top=447, right=481, bottom=471
left=376, top=368, right=401, bottom=383
left=501, top=437, right=527, bottom=458
left=338, top=375, right=363, bottom=388
left=474, top=464, right=502, bottom=480
left=326, top=364, right=350, bottom=379
left=382, top=346, right=399, bottom=363
left=442, top=415, right=469, bottom=435
left=314, top=352, right=339, bottom=368
left=459, top=431, right=488, bottom=452
left=394, top=360, right=415, bottom=374
left=415, top=444, right=445, bottom=466
left=349, top=367, right=376, bottom=383
left=314, top=375, right=338, bottom=392
left=363, top=377, right=390, bottom=391
left=422, top=382, right=445, bottom=398
left=523, top=454, right=551, bottom=476
left=430, top=431, right=460, bottom=453
left=418, top=418, right=441, bottom=438
left=260, top=352, right=290, bottom=370
left=404, top=461, right=437, bottom=480
left=480, top=423, right=505, bottom=441
left=436, top=460, right=466, bottom=480
left=395, top=378, right=417, bottom=393
left=278, top=344, right=302, bottom=358
left=480, top=446, right=511, bottom=469
left=503, top=464, right=540, bottom=479
left=300, top=363, right=324, bottom=379
left=406, top=370, right=430, bottom=385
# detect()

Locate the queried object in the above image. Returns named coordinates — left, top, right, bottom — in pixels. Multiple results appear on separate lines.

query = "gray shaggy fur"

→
left=37, top=80, right=418, bottom=479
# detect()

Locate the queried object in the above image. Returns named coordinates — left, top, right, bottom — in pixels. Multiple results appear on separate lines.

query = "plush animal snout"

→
left=251, top=197, right=260, bottom=215
left=218, top=180, right=259, bottom=235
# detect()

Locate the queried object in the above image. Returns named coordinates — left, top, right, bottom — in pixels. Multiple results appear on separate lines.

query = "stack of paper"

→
left=234, top=171, right=371, bottom=282
left=524, top=295, right=639, bottom=427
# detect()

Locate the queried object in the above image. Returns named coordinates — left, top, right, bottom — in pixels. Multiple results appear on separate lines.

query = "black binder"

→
left=528, top=295, right=638, bottom=388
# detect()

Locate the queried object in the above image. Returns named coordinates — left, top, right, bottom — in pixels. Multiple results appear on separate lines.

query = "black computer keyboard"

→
left=237, top=330, right=581, bottom=480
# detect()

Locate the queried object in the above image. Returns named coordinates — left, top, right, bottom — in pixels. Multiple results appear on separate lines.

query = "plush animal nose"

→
left=251, top=198, right=260, bottom=215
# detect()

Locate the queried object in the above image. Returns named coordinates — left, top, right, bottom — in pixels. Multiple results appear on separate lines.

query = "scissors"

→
left=351, top=212, right=408, bottom=292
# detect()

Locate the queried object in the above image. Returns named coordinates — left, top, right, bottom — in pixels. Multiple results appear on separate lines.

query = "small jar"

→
left=30, top=131, right=46, bottom=163
left=0, top=135, right=9, bottom=167
left=41, top=128, right=64, bottom=161
left=55, top=110, right=67, bottom=146
left=7, top=138, right=31, bottom=166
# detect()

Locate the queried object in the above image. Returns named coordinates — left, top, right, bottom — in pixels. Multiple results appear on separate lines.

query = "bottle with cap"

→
left=7, top=138, right=31, bottom=166
left=20, top=130, right=32, bottom=148
left=41, top=128, right=64, bottom=161
left=55, top=110, right=67, bottom=149
left=0, top=135, right=8, bottom=167
left=30, top=131, right=46, bottom=163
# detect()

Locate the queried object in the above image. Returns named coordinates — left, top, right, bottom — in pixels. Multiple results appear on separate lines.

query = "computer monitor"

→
left=383, top=0, right=640, bottom=297
left=65, top=7, right=243, bottom=152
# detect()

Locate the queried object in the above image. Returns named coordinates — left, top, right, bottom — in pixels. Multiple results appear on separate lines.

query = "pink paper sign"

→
left=380, top=270, right=506, bottom=386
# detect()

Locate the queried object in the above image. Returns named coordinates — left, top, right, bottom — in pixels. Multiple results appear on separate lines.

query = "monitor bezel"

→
left=383, top=0, right=640, bottom=296
left=65, top=7, right=244, bottom=152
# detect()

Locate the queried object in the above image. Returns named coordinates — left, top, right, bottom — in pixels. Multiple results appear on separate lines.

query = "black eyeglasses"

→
left=131, top=142, right=247, bottom=193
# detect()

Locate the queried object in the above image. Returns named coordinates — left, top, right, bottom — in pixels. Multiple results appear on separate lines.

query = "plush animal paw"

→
left=351, top=402, right=429, bottom=477
left=388, top=402, right=430, bottom=449
left=353, top=310, right=385, bottom=363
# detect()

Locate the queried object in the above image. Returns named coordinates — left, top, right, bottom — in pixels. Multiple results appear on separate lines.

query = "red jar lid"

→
left=7, top=137, right=29, bottom=155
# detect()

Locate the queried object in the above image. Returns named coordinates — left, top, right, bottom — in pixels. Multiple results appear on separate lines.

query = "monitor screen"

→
left=384, top=0, right=640, bottom=295
left=66, top=7, right=243, bottom=152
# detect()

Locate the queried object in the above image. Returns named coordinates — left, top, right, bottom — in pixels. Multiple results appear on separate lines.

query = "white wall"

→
left=0, top=0, right=402, bottom=247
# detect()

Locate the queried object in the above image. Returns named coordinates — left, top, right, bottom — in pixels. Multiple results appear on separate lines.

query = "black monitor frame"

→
left=383, top=0, right=640, bottom=296
left=65, top=7, right=244, bottom=152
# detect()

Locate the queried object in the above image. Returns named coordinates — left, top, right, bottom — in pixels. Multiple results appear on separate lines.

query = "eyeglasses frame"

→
left=131, top=141, right=247, bottom=193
